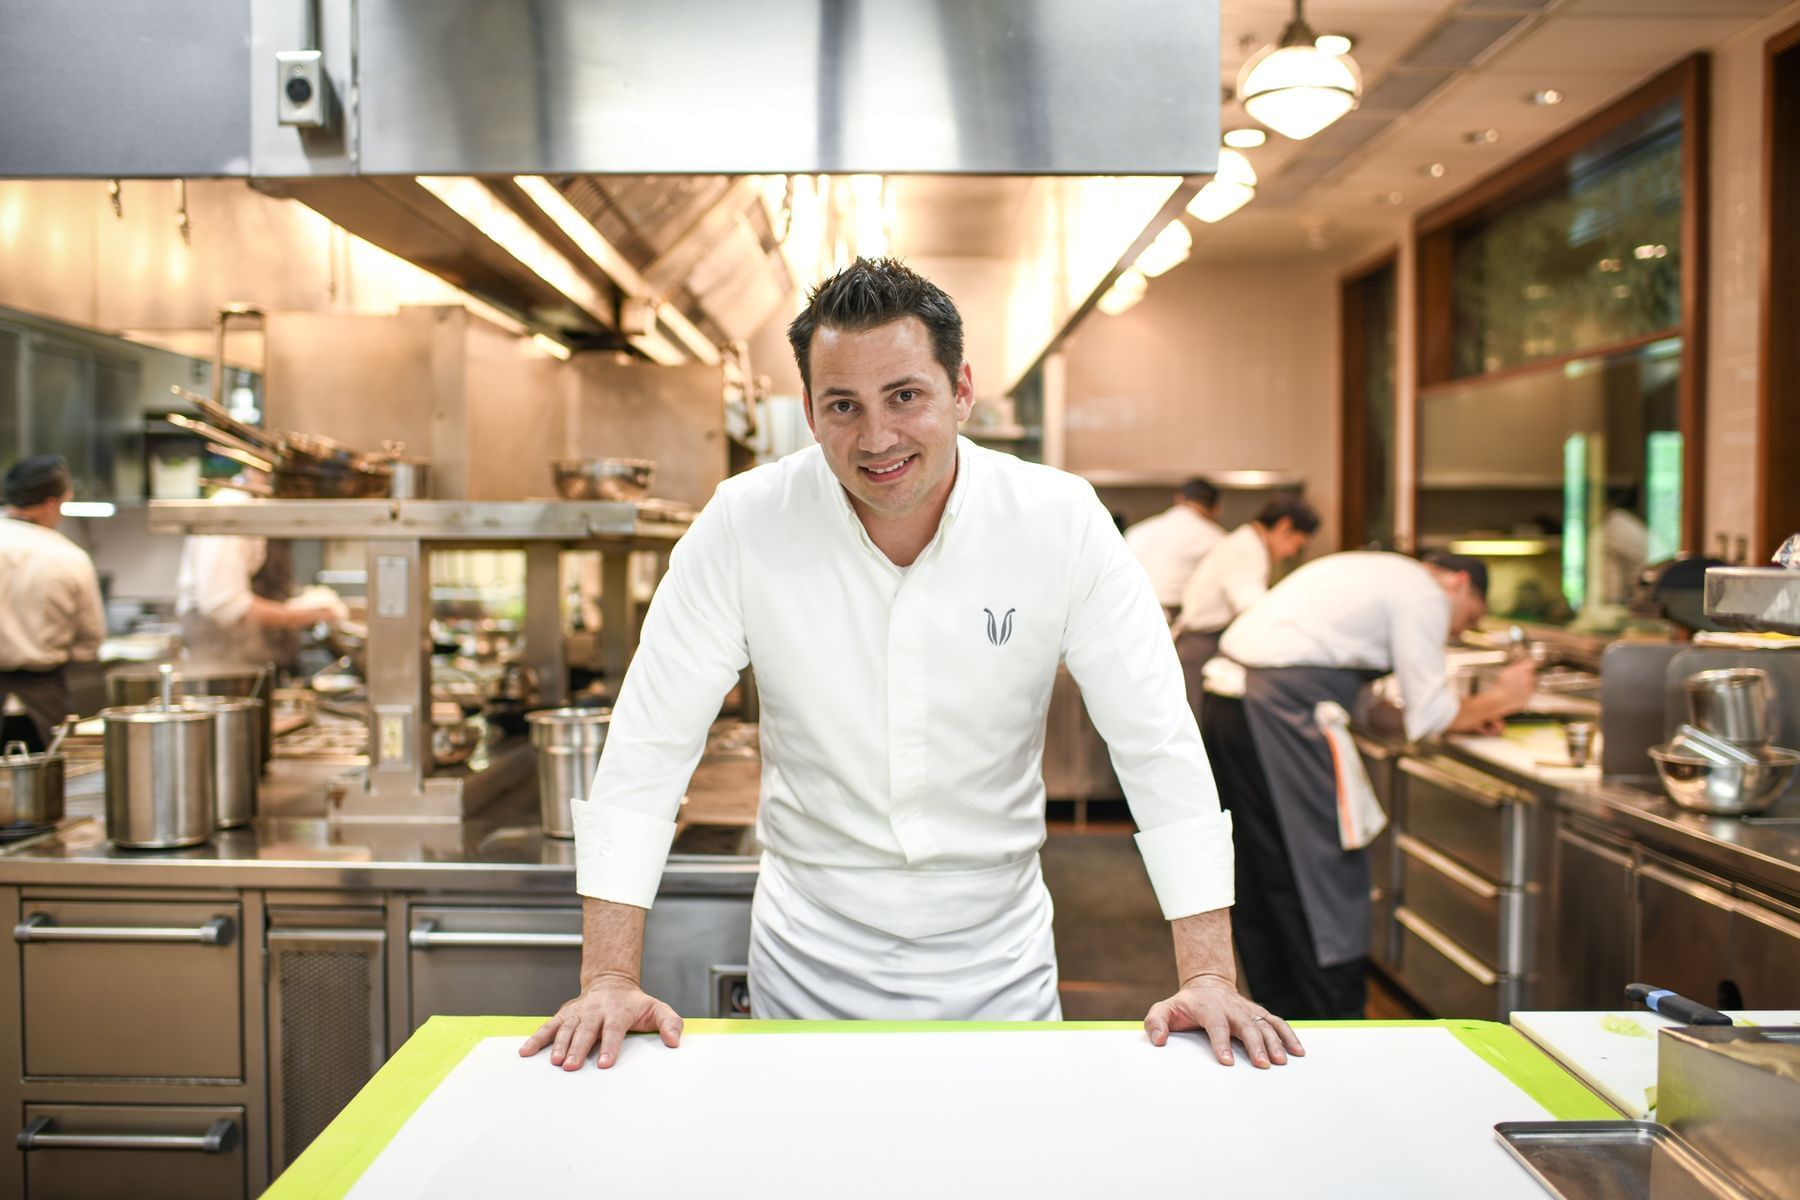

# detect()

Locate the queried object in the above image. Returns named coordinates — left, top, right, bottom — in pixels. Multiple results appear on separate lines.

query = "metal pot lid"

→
left=178, top=695, right=264, bottom=712
left=2, top=744, right=61, bottom=767
left=100, top=704, right=215, bottom=724
left=527, top=707, right=613, bottom=724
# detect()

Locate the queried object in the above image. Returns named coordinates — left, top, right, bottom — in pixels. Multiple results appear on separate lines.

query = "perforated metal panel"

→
left=268, top=930, right=386, bottom=1172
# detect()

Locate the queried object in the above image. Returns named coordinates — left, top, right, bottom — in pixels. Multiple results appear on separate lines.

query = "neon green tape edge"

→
left=266, top=1016, right=1608, bottom=1198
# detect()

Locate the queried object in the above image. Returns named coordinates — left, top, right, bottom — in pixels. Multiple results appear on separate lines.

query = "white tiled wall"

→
left=1707, top=1, right=1800, bottom=556
left=1058, top=258, right=1344, bottom=550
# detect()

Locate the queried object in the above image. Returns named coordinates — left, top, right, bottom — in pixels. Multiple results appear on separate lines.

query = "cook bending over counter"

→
left=1199, top=551, right=1535, bottom=1021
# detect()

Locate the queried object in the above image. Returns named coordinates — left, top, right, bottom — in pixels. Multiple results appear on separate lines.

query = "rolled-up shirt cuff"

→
left=572, top=799, right=679, bottom=908
left=1134, top=811, right=1235, bottom=920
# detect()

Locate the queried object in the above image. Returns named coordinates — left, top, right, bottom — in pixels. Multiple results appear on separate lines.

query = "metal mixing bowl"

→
left=551, top=458, right=655, bottom=501
left=1649, top=743, right=1799, bottom=815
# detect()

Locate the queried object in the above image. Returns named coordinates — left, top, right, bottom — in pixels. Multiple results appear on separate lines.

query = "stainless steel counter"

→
left=0, top=754, right=759, bottom=897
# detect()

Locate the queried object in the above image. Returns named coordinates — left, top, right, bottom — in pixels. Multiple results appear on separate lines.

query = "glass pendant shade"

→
left=1096, top=268, right=1148, bottom=316
left=1134, top=220, right=1193, bottom=278
left=1238, top=6, right=1362, bottom=141
left=1185, top=148, right=1258, bottom=224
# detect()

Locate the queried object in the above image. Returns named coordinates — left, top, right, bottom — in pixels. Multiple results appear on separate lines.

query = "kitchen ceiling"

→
left=1199, top=0, right=1793, bottom=263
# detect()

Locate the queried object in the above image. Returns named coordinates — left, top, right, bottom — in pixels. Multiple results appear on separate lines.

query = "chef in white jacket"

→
left=1199, top=551, right=1535, bottom=1019
left=175, top=486, right=333, bottom=666
left=1123, top=478, right=1224, bottom=620
left=523, top=259, right=1303, bottom=1073
left=1172, top=494, right=1320, bottom=718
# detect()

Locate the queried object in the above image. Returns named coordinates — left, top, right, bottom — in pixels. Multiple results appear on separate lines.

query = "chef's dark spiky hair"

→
left=786, top=257, right=965, bottom=398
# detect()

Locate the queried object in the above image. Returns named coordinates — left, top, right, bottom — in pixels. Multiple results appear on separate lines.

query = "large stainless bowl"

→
left=551, top=457, right=655, bottom=501
left=1649, top=743, right=1799, bottom=815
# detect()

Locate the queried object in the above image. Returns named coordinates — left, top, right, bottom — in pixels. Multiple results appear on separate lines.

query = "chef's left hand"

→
left=1143, top=974, right=1304, bottom=1068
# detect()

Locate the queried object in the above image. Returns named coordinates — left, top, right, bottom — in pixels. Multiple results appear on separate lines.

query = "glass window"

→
left=1451, top=116, right=1683, bottom=378
left=1418, top=338, right=1682, bottom=627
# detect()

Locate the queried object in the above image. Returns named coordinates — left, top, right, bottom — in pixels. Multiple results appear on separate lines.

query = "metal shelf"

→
left=147, top=498, right=691, bottom=545
left=1704, top=566, right=1800, bottom=636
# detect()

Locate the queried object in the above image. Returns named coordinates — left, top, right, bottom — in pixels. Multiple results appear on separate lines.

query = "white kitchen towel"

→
left=1316, top=700, right=1387, bottom=851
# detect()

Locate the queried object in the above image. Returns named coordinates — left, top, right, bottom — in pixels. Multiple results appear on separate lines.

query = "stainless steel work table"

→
left=0, top=758, right=760, bottom=897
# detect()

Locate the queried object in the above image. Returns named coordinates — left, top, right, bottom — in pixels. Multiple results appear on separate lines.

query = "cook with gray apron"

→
left=1, top=456, right=105, bottom=749
left=1198, top=551, right=1506, bottom=1019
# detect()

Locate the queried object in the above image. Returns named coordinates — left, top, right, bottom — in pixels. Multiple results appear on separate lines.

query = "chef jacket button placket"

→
left=886, top=565, right=938, bottom=863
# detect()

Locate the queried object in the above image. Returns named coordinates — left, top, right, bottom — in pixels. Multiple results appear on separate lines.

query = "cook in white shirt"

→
left=0, top=457, right=104, bottom=747
left=1122, top=478, right=1224, bottom=617
left=523, top=259, right=1303, bottom=1074
left=174, top=486, right=332, bottom=665
left=1172, top=495, right=1320, bottom=719
left=1198, top=552, right=1535, bottom=1020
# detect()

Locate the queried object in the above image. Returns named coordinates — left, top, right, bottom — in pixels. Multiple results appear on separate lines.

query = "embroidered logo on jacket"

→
left=984, top=607, right=1017, bottom=646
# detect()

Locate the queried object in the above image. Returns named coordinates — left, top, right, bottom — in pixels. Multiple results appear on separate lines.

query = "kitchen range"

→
left=4, top=1, right=1800, bottom=1198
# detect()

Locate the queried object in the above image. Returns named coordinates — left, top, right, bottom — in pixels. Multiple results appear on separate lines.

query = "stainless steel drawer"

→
left=1369, top=888, right=1399, bottom=972
left=1394, top=906, right=1521, bottom=1021
left=15, top=900, right=242, bottom=1079
left=19, top=1103, right=246, bottom=1200
left=1397, top=834, right=1526, bottom=974
left=408, top=905, right=582, bottom=1031
left=1399, top=756, right=1529, bottom=884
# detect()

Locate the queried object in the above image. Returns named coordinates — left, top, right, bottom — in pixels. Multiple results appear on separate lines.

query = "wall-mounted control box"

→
left=275, top=49, right=331, bottom=128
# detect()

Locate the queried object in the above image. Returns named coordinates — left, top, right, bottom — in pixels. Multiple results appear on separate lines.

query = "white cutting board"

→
left=1512, top=1010, right=1800, bottom=1119
left=346, top=1028, right=1553, bottom=1200
left=1448, top=722, right=1601, bottom=785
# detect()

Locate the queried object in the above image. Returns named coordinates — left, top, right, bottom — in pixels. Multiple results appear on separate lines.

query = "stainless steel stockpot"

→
left=526, top=708, right=612, bottom=839
left=0, top=742, right=64, bottom=826
left=101, top=705, right=216, bottom=848
left=180, top=696, right=262, bottom=828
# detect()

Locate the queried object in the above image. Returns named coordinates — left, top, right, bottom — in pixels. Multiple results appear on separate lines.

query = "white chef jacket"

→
left=1204, top=552, right=1459, bottom=742
left=1175, top=522, right=1271, bottom=635
left=175, top=491, right=267, bottom=628
left=0, top=517, right=105, bottom=671
left=575, top=437, right=1234, bottom=936
left=1123, top=505, right=1225, bottom=608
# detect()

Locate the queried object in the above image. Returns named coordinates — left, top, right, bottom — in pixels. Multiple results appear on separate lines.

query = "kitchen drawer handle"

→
left=1399, top=758, right=1523, bottom=808
left=1397, top=834, right=1501, bottom=900
left=408, top=919, right=581, bottom=950
left=17, top=1116, right=238, bottom=1154
left=11, top=913, right=234, bottom=946
left=1395, top=906, right=1500, bottom=986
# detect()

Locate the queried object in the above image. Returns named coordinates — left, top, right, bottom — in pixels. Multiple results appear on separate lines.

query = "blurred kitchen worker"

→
left=1123, top=476, right=1224, bottom=620
left=1173, top=494, right=1322, bottom=718
left=0, top=456, right=104, bottom=749
left=1198, top=551, right=1535, bottom=1020
left=525, top=258, right=1303, bottom=1074
left=175, top=484, right=334, bottom=667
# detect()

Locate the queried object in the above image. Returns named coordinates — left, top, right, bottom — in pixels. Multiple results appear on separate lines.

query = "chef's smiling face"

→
left=803, top=316, right=975, bottom=526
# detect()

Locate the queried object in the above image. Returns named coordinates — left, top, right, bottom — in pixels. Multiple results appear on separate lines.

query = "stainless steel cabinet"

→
left=1359, top=737, right=1401, bottom=971
left=1549, top=822, right=1636, bottom=1010
left=14, top=900, right=243, bottom=1079
left=17, top=1103, right=245, bottom=1200
left=266, top=909, right=386, bottom=1174
left=1397, top=757, right=1530, bottom=884
left=1635, top=857, right=1734, bottom=1010
left=1729, top=895, right=1800, bottom=1009
left=407, top=897, right=754, bottom=1029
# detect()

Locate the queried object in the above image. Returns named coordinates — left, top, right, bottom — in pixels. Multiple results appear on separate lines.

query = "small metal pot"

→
left=526, top=708, right=611, bottom=839
left=101, top=705, right=216, bottom=849
left=1684, top=668, right=1773, bottom=747
left=180, top=696, right=262, bottom=828
left=379, top=442, right=432, bottom=499
left=0, top=742, right=64, bottom=826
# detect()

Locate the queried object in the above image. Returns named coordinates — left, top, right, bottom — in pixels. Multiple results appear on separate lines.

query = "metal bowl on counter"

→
left=1649, top=742, right=1800, bottom=815
left=551, top=457, right=656, bottom=501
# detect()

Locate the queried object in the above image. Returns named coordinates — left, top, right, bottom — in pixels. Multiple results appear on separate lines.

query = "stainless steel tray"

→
left=1496, top=1121, right=1764, bottom=1200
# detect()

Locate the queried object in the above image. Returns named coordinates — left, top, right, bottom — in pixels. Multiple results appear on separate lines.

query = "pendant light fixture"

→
left=1186, top=147, right=1258, bottom=224
left=1238, top=0, right=1362, bottom=141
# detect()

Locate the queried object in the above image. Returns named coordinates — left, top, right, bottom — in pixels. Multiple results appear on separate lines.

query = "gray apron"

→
left=1174, top=629, right=1222, bottom=722
left=1242, top=665, right=1383, bottom=969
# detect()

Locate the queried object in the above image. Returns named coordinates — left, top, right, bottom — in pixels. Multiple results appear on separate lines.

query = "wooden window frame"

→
left=1340, top=252, right=1397, bottom=551
left=1759, top=23, right=1800, bottom=554
left=1412, top=54, right=1709, bottom=555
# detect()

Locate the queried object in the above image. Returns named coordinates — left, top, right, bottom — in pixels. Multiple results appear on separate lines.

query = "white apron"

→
left=747, top=850, right=1062, bottom=1021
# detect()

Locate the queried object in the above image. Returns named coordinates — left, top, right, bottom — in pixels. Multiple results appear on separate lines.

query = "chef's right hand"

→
left=519, top=972, right=683, bottom=1071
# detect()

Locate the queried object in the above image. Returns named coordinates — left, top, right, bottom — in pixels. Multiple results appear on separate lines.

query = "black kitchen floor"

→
left=1042, top=806, right=1421, bottom=1021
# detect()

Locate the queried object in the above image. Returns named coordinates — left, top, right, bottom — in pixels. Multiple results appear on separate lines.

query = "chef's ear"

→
left=954, top=362, right=975, bottom=421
